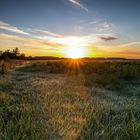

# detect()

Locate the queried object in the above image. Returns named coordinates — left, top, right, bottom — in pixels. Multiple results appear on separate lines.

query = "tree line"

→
left=0, top=48, right=26, bottom=60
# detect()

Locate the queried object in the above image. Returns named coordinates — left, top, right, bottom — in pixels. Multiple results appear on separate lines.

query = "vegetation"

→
left=0, top=59, right=140, bottom=140
left=0, top=48, right=26, bottom=60
left=0, top=63, right=7, bottom=75
left=20, top=60, right=140, bottom=91
left=0, top=82, right=46, bottom=139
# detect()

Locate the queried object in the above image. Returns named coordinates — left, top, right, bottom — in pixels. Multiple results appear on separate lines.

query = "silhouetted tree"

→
left=0, top=48, right=26, bottom=60
left=0, top=51, right=2, bottom=59
left=13, top=48, right=20, bottom=56
left=2, top=50, right=10, bottom=60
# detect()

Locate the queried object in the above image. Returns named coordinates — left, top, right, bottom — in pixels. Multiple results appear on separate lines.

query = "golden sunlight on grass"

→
left=64, top=59, right=85, bottom=74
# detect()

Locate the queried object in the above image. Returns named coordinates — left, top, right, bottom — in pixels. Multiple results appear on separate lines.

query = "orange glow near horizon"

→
left=0, top=34, right=140, bottom=59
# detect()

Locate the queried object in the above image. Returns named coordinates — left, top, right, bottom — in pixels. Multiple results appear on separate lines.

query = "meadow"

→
left=0, top=59, right=140, bottom=140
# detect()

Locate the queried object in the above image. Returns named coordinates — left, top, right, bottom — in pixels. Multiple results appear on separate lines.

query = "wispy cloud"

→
left=0, top=21, right=139, bottom=58
left=96, top=22, right=114, bottom=33
left=0, top=21, right=119, bottom=46
left=0, top=21, right=63, bottom=38
left=68, top=0, right=88, bottom=12
left=0, top=21, right=29, bottom=35
left=120, top=42, right=140, bottom=48
left=0, top=33, right=63, bottom=48
left=88, top=19, right=102, bottom=25
left=109, top=42, right=140, bottom=58
left=0, top=32, right=139, bottom=58
left=0, top=33, right=64, bottom=55
left=118, top=42, right=140, bottom=54
left=73, top=19, right=117, bottom=36
left=28, top=29, right=62, bottom=38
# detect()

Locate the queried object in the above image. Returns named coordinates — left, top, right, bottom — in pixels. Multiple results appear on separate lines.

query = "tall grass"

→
left=0, top=60, right=140, bottom=140
left=20, top=60, right=140, bottom=90
left=0, top=81, right=46, bottom=139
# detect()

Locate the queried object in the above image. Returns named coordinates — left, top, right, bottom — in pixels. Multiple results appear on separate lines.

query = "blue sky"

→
left=0, top=0, right=140, bottom=58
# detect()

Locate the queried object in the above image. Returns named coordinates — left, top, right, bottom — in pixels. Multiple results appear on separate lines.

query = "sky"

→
left=0, top=0, right=140, bottom=58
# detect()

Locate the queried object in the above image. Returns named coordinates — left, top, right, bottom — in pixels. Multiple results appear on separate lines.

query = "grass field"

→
left=0, top=59, right=140, bottom=140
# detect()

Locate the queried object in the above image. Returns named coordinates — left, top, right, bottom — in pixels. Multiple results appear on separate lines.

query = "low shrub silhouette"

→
left=0, top=63, right=7, bottom=75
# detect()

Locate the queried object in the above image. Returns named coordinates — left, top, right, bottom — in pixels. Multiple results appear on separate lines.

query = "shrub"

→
left=0, top=63, right=7, bottom=75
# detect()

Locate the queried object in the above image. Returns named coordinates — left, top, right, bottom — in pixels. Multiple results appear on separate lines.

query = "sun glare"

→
left=66, top=47, right=85, bottom=58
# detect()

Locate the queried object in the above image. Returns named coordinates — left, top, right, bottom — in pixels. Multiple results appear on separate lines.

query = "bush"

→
left=0, top=63, right=7, bottom=75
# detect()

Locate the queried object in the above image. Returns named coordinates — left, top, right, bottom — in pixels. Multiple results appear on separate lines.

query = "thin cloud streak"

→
left=0, top=33, right=64, bottom=54
left=95, top=22, right=115, bottom=33
left=68, top=0, right=88, bottom=12
left=28, top=29, right=62, bottom=38
left=0, top=21, right=29, bottom=35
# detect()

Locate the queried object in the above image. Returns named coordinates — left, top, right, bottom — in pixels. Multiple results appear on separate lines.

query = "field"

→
left=0, top=59, right=140, bottom=140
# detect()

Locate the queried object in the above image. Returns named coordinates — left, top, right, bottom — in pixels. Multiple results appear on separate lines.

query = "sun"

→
left=66, top=47, right=85, bottom=58
left=59, top=36, right=87, bottom=58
